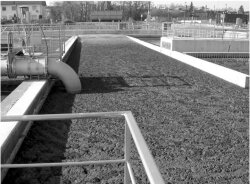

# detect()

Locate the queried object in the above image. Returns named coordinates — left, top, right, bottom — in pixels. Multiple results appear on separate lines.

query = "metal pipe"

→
left=126, top=162, right=137, bottom=184
left=1, top=56, right=81, bottom=94
left=1, top=111, right=126, bottom=122
left=1, top=111, right=165, bottom=184
left=47, top=57, right=81, bottom=94
left=124, top=123, right=132, bottom=183
left=1, top=159, right=125, bottom=168
left=124, top=112, right=165, bottom=184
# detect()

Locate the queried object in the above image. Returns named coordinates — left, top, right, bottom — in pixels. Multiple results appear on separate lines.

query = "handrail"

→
left=1, top=111, right=165, bottom=184
left=162, top=27, right=249, bottom=39
left=1, top=27, right=8, bottom=34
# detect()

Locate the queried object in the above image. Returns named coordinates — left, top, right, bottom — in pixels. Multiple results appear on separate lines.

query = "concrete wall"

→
left=161, top=37, right=249, bottom=52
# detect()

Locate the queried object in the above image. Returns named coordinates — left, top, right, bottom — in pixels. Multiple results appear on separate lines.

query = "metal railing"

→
left=161, top=22, right=249, bottom=40
left=1, top=24, right=66, bottom=60
left=184, top=52, right=249, bottom=59
left=162, top=28, right=249, bottom=39
left=2, top=22, right=162, bottom=31
left=1, top=111, right=165, bottom=184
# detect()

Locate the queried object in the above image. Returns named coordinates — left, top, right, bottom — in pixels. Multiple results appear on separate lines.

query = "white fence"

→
left=1, top=111, right=165, bottom=184
left=162, top=28, right=249, bottom=39
left=1, top=22, right=162, bottom=31
left=162, top=22, right=249, bottom=40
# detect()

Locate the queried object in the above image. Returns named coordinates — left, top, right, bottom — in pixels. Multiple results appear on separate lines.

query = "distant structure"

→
left=216, top=12, right=249, bottom=25
left=90, top=11, right=122, bottom=22
left=1, top=1, right=47, bottom=23
left=89, top=1, right=122, bottom=22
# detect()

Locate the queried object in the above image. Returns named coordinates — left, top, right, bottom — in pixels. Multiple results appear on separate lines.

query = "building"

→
left=195, top=10, right=208, bottom=20
left=216, top=12, right=249, bottom=24
left=1, top=1, right=46, bottom=23
left=224, top=13, right=249, bottom=24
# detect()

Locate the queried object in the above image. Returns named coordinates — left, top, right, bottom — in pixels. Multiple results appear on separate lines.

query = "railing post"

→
left=124, top=122, right=132, bottom=184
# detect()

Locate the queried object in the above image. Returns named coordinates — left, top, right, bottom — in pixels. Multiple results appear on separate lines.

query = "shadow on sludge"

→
left=79, top=75, right=192, bottom=94
left=3, top=39, right=82, bottom=184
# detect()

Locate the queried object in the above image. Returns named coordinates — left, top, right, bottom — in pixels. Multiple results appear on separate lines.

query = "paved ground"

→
left=3, top=34, right=249, bottom=184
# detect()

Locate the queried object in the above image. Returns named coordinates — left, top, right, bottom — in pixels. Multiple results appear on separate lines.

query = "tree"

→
left=79, top=2, right=90, bottom=22
left=189, top=2, right=194, bottom=17
left=189, top=2, right=194, bottom=13
left=50, top=2, right=63, bottom=22
left=106, top=1, right=113, bottom=10
left=169, top=3, right=177, bottom=11
left=238, top=5, right=244, bottom=14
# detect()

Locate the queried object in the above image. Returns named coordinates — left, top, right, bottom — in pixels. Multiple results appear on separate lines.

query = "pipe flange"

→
left=7, top=53, right=17, bottom=78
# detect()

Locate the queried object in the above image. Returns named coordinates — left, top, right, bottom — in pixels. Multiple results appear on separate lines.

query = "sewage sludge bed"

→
left=3, top=35, right=248, bottom=184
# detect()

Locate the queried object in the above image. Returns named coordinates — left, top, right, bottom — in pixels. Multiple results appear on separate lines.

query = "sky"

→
left=153, top=0, right=249, bottom=11
left=46, top=0, right=249, bottom=11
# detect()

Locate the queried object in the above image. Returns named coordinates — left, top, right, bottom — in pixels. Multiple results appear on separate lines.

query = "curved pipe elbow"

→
left=48, top=58, right=81, bottom=94
left=1, top=56, right=81, bottom=94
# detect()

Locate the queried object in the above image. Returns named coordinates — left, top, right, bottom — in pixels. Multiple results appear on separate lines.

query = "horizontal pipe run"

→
left=1, top=36, right=81, bottom=94
left=1, top=57, right=81, bottom=94
left=1, top=111, right=129, bottom=122
left=1, top=159, right=125, bottom=168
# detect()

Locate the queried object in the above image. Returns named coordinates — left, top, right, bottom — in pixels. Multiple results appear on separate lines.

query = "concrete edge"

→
left=0, top=80, right=47, bottom=157
left=0, top=36, right=79, bottom=181
left=127, top=36, right=249, bottom=88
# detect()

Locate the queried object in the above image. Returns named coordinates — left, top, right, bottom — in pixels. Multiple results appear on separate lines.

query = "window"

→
left=12, top=6, right=16, bottom=10
left=2, top=7, right=6, bottom=11
left=32, top=5, right=36, bottom=10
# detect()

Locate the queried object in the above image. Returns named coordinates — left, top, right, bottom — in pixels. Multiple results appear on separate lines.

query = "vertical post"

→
left=124, top=122, right=132, bottom=184
left=59, top=25, right=62, bottom=60
left=8, top=31, right=13, bottom=53
left=161, top=23, right=163, bottom=36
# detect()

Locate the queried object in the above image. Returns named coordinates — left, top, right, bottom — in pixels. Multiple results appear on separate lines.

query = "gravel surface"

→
left=3, top=34, right=249, bottom=184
